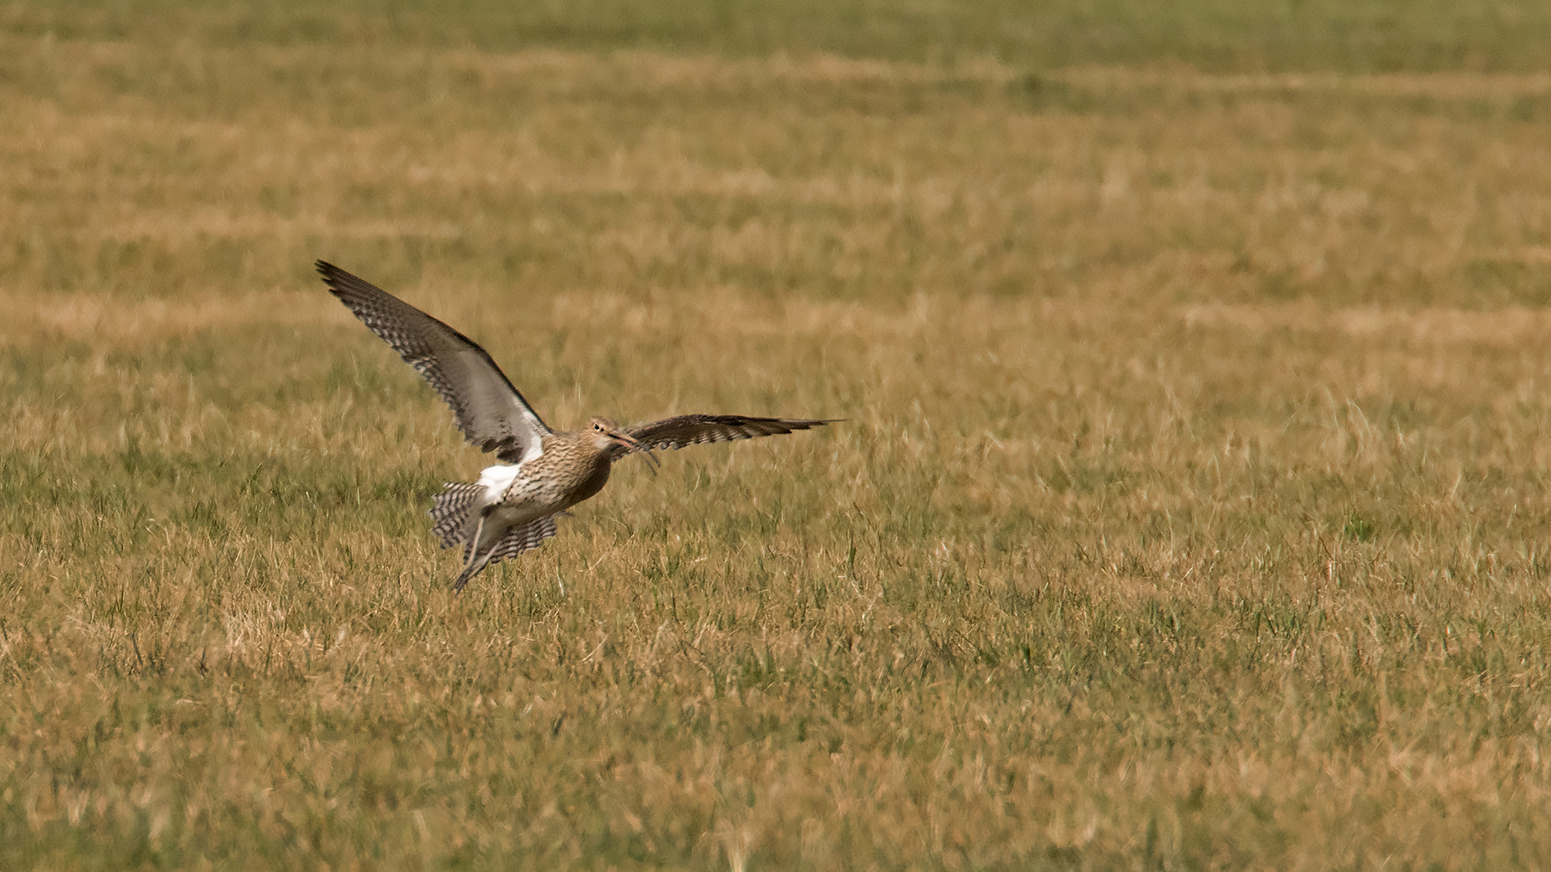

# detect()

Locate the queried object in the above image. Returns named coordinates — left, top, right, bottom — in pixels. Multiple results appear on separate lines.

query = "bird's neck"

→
left=538, top=433, right=614, bottom=508
left=565, top=452, right=612, bottom=507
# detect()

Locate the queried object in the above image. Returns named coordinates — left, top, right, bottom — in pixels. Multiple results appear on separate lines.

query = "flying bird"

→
left=317, top=261, right=835, bottom=591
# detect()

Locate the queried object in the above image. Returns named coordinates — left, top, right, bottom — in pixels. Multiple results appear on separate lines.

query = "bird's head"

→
left=588, top=417, right=660, bottom=472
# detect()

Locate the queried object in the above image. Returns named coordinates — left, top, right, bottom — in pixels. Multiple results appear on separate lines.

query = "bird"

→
left=316, top=261, right=836, bottom=592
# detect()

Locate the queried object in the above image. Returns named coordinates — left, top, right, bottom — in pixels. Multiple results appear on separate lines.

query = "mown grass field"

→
left=4, top=1, right=1551, bottom=869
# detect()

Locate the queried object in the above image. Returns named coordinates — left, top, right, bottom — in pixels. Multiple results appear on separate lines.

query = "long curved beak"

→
left=608, top=428, right=660, bottom=474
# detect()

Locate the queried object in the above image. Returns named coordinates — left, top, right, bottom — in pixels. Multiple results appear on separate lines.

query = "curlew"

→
left=317, top=261, right=835, bottom=591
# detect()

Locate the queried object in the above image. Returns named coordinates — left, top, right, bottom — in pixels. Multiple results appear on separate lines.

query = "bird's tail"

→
left=452, top=515, right=559, bottom=593
left=429, top=482, right=485, bottom=549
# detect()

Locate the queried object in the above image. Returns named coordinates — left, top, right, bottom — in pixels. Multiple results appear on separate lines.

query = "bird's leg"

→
left=454, top=541, right=500, bottom=594
left=454, top=509, right=513, bottom=594
left=460, top=513, right=488, bottom=572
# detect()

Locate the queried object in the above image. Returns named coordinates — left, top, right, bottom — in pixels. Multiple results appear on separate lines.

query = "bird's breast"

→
left=504, top=444, right=612, bottom=512
left=567, top=459, right=612, bottom=507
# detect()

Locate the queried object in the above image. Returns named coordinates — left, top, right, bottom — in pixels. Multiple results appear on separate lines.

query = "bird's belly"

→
left=470, top=464, right=558, bottom=531
left=495, top=471, right=569, bottom=517
left=497, top=455, right=611, bottom=515
left=486, top=502, right=544, bottom=530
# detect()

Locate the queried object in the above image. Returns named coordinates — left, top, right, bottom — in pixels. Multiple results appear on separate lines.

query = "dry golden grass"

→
left=4, top=2, right=1551, bottom=869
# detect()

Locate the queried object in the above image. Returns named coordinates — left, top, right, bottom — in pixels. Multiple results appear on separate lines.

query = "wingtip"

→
left=315, top=260, right=364, bottom=298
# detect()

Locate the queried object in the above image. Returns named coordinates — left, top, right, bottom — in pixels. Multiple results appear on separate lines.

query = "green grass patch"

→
left=3, top=1, right=1551, bottom=869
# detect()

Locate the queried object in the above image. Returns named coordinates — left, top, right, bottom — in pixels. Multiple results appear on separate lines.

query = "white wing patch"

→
left=476, top=463, right=524, bottom=498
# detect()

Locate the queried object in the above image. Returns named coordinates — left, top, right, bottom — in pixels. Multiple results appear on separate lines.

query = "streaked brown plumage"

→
left=317, top=261, right=836, bottom=591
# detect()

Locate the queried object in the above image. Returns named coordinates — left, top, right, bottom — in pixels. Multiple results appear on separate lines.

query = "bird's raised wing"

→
left=317, top=261, right=550, bottom=463
left=627, top=414, right=836, bottom=451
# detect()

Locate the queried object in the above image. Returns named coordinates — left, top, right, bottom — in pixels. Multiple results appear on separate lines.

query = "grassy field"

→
left=4, top=1, right=1551, bottom=868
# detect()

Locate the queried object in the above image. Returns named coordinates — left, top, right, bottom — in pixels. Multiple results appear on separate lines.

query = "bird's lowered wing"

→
left=317, top=261, right=550, bottom=464
left=626, top=414, right=836, bottom=451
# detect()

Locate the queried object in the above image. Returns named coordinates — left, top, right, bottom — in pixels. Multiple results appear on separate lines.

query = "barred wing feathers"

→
left=490, top=516, right=558, bottom=563
left=429, top=482, right=484, bottom=549
left=317, top=261, right=550, bottom=464
left=627, top=414, right=836, bottom=451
